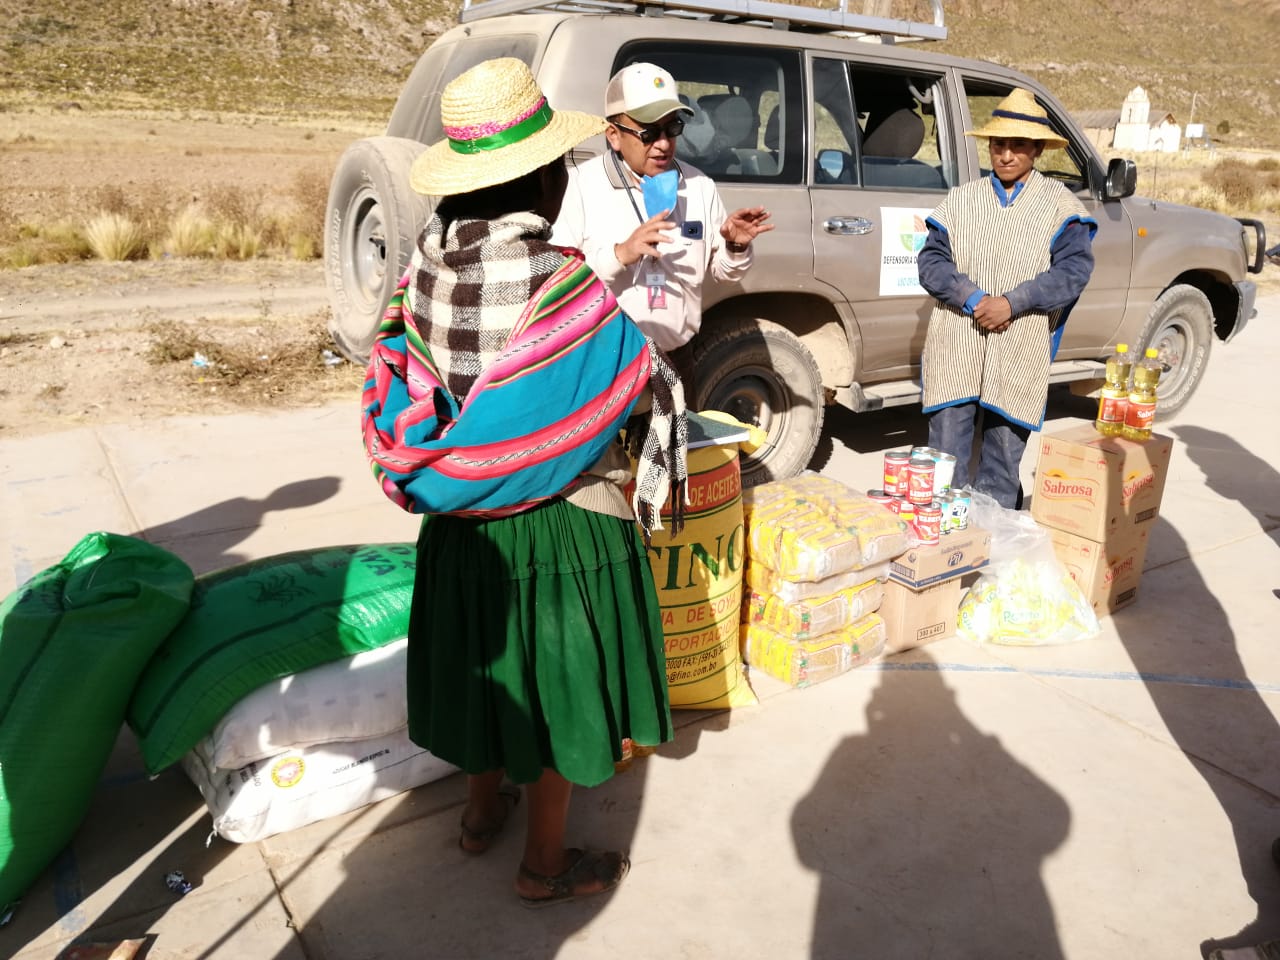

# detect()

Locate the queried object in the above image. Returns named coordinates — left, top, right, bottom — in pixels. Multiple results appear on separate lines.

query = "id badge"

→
left=645, top=268, right=667, bottom=310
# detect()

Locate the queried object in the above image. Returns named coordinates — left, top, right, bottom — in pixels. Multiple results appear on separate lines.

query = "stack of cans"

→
left=867, top=446, right=969, bottom=545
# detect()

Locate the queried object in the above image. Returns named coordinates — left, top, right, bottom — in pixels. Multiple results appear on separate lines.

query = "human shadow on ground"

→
left=1121, top=425, right=1280, bottom=955
left=136, top=476, right=343, bottom=575
left=792, top=651, right=1070, bottom=959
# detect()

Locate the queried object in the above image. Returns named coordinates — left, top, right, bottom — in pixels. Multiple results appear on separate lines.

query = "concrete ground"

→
left=3, top=294, right=1278, bottom=960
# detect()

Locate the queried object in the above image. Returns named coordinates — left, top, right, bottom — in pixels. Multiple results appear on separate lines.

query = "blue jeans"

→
left=927, top=403, right=1030, bottom=509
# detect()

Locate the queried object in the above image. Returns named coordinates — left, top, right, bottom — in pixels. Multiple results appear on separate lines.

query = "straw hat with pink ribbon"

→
left=410, top=58, right=606, bottom=197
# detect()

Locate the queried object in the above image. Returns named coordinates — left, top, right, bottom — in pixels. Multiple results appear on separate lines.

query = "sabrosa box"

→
left=1047, top=523, right=1151, bottom=615
left=881, top=577, right=962, bottom=654
left=1031, top=424, right=1173, bottom=542
left=888, top=526, right=991, bottom=588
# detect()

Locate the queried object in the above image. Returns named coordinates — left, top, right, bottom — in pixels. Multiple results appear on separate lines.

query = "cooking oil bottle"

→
left=1122, top=347, right=1162, bottom=441
left=1094, top=342, right=1131, bottom=436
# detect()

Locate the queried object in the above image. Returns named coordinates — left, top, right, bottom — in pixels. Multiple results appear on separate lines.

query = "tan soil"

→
left=0, top=108, right=376, bottom=440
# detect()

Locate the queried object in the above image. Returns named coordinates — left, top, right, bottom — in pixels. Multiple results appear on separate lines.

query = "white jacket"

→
left=551, top=152, right=751, bottom=351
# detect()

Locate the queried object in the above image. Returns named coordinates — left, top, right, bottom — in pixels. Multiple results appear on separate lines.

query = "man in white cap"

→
left=551, top=62, right=773, bottom=396
left=916, top=87, right=1097, bottom=509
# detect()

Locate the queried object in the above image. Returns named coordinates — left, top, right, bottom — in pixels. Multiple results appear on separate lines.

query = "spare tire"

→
left=324, top=137, right=434, bottom=363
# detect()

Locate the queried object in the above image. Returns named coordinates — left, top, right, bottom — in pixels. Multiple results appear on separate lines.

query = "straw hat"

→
left=410, top=58, right=606, bottom=197
left=965, top=88, right=1067, bottom=150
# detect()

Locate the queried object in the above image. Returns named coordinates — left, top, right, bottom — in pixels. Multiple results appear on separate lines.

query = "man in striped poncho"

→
left=917, top=87, right=1096, bottom=509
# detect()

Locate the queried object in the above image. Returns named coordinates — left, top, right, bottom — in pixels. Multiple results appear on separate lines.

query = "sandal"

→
left=517, top=848, right=630, bottom=909
left=458, top=783, right=520, bottom=855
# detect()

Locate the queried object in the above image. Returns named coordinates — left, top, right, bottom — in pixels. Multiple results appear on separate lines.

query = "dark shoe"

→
left=517, top=848, right=630, bottom=908
left=458, top=783, right=520, bottom=855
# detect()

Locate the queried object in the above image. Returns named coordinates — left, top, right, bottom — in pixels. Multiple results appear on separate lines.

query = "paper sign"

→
left=878, top=207, right=932, bottom=296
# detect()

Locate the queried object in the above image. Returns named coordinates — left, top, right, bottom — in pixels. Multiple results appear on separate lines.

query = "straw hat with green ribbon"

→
left=965, top=88, right=1068, bottom=150
left=410, top=58, right=606, bottom=197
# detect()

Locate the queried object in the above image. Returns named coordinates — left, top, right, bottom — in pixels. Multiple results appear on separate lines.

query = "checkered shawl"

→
left=361, top=212, right=687, bottom=539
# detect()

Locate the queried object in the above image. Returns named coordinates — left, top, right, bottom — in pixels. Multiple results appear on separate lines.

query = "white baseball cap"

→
left=605, top=63, right=694, bottom=124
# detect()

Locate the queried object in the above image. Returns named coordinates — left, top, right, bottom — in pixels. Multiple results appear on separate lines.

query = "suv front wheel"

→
left=1137, top=283, right=1214, bottom=418
left=691, top=317, right=825, bottom=487
left=324, top=137, right=432, bottom=363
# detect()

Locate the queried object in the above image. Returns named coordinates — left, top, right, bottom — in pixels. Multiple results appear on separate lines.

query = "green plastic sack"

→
left=0, top=533, right=194, bottom=914
left=127, top=543, right=417, bottom=775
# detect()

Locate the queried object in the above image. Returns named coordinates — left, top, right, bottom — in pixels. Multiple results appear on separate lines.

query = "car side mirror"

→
left=1105, top=157, right=1137, bottom=199
left=817, top=149, right=846, bottom=182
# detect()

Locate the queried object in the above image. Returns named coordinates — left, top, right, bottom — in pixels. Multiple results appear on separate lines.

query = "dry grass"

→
left=0, top=174, right=330, bottom=267
left=146, top=313, right=354, bottom=397
left=85, top=212, right=146, bottom=261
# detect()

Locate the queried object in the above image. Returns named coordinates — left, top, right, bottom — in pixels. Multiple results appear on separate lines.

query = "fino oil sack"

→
left=0, top=533, right=194, bottom=914
left=127, top=543, right=416, bottom=775
left=643, top=443, right=755, bottom=709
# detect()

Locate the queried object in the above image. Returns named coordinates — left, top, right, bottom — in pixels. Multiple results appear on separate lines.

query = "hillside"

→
left=1, top=0, right=1278, bottom=144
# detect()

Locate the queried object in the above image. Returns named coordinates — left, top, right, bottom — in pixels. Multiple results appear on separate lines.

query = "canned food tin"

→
left=907, top=457, right=936, bottom=505
left=948, top=490, right=971, bottom=530
left=915, top=500, right=943, bottom=544
left=866, top=488, right=894, bottom=506
left=883, top=451, right=911, bottom=497
left=936, top=490, right=954, bottom=532
left=933, top=452, right=957, bottom=495
left=909, top=446, right=935, bottom=460
left=895, top=499, right=916, bottom=523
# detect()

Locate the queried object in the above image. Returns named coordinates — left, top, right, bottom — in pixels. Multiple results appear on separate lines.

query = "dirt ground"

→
left=0, top=108, right=376, bottom=440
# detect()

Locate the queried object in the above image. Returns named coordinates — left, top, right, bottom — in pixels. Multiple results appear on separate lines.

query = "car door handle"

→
left=823, top=216, right=874, bottom=236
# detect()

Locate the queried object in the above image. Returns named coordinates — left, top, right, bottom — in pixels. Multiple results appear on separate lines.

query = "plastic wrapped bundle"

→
left=744, top=561, right=889, bottom=604
left=745, top=575, right=884, bottom=640
left=958, top=557, right=1100, bottom=646
left=741, top=612, right=886, bottom=688
left=743, top=474, right=909, bottom=581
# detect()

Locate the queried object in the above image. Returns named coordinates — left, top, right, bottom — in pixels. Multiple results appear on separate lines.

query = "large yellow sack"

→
left=643, top=443, right=756, bottom=709
left=744, top=571, right=884, bottom=640
left=743, top=474, right=909, bottom=581
left=742, top=613, right=886, bottom=688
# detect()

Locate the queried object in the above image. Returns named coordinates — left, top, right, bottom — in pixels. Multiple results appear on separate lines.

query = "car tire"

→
left=691, top=317, right=824, bottom=487
left=324, top=137, right=433, bottom=363
left=1136, top=283, right=1213, bottom=418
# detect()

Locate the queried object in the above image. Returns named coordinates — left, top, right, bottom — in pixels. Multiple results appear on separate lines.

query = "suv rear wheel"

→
left=1137, top=283, right=1213, bottom=417
left=324, top=137, right=432, bottom=362
left=691, top=317, right=824, bottom=487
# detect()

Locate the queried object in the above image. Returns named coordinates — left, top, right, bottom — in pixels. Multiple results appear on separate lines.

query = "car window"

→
left=615, top=42, right=804, bottom=185
left=812, top=58, right=951, bottom=191
left=962, top=79, right=1088, bottom=191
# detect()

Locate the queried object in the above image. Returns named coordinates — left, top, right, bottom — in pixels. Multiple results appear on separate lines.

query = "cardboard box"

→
left=881, top=577, right=962, bottom=654
left=1047, top=523, right=1151, bottom=615
left=1031, top=424, right=1173, bottom=542
left=888, top=525, right=991, bottom=588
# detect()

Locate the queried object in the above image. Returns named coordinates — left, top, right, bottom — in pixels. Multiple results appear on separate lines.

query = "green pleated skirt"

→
left=406, top=497, right=672, bottom=787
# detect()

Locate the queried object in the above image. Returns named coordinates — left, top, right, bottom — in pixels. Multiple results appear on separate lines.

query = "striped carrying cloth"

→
left=362, top=218, right=686, bottom=536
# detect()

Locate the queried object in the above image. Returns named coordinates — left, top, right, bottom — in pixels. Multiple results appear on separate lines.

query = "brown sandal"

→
left=458, top=783, right=520, bottom=855
left=517, top=848, right=630, bottom=908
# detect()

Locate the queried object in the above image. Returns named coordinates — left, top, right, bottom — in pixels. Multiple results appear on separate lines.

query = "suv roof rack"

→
left=459, top=0, right=947, bottom=41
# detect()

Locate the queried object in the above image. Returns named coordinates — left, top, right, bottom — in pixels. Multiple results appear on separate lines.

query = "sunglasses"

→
left=613, top=118, right=685, bottom=145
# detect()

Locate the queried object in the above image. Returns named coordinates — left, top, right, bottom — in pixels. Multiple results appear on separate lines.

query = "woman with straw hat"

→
left=916, top=87, right=1097, bottom=509
left=361, top=57, right=688, bottom=907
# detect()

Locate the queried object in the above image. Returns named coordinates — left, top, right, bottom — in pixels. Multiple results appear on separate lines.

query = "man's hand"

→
left=615, top=210, right=676, bottom=266
left=720, top=206, right=775, bottom=249
left=972, top=294, right=1012, bottom=332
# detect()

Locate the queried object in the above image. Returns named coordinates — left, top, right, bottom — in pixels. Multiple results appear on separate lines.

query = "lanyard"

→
left=610, top=150, right=648, bottom=226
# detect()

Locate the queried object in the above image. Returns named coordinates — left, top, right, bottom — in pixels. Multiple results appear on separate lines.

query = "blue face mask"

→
left=641, top=169, right=679, bottom=220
